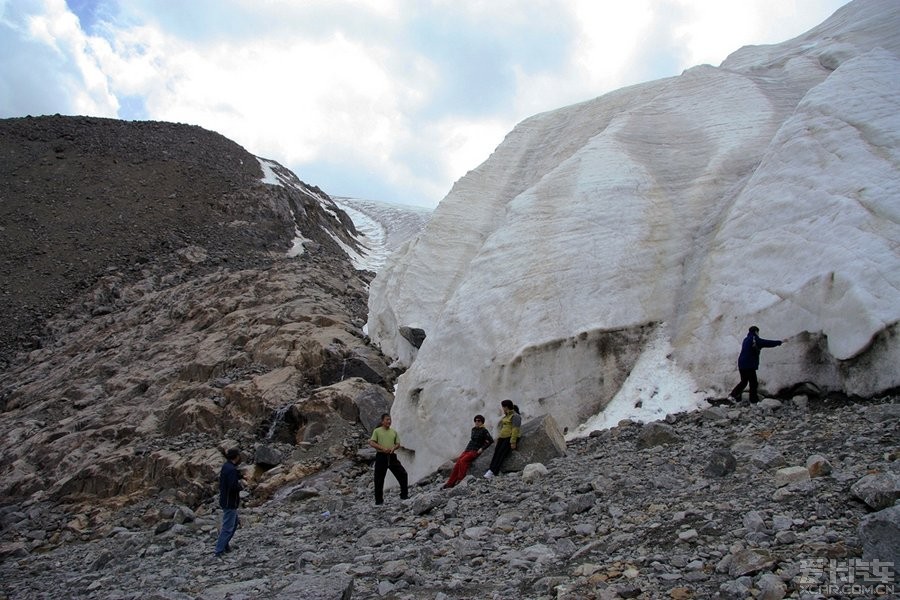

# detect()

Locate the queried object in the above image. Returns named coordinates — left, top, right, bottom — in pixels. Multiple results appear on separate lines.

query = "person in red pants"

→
left=443, top=414, right=494, bottom=489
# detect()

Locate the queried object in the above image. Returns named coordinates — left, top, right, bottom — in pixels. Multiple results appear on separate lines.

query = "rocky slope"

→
left=0, top=395, right=896, bottom=599
left=0, top=115, right=397, bottom=565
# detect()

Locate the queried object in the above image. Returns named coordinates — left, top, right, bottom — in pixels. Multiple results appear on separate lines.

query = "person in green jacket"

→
left=368, top=413, right=409, bottom=505
left=484, top=400, right=521, bottom=479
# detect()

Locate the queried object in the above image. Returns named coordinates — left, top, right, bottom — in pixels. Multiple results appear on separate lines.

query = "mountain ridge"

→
left=0, top=114, right=361, bottom=367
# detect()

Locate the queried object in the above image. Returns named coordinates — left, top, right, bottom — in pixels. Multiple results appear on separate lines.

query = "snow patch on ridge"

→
left=324, top=228, right=368, bottom=271
left=257, top=157, right=285, bottom=187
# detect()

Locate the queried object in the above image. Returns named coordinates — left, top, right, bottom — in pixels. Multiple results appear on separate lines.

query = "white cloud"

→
left=511, top=0, right=849, bottom=118
left=19, top=0, right=118, bottom=115
left=89, top=24, right=171, bottom=97
left=669, top=0, right=848, bottom=67
left=0, top=0, right=851, bottom=206
left=433, top=116, right=511, bottom=181
left=88, top=15, right=430, bottom=194
left=568, top=0, right=655, bottom=88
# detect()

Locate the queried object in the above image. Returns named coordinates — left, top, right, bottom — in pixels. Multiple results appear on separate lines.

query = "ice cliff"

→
left=366, top=0, right=900, bottom=483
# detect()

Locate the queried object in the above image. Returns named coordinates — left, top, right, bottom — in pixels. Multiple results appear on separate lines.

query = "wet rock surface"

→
left=1, top=396, right=896, bottom=599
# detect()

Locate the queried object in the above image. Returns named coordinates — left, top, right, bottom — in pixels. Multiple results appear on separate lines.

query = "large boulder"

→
left=347, top=380, right=394, bottom=432
left=273, top=574, right=354, bottom=600
left=471, top=413, right=566, bottom=475
left=858, top=505, right=900, bottom=566
left=636, top=422, right=682, bottom=449
left=398, top=326, right=426, bottom=349
left=851, top=472, right=900, bottom=510
left=254, top=445, right=283, bottom=469
left=343, top=345, right=395, bottom=386
left=259, top=378, right=392, bottom=446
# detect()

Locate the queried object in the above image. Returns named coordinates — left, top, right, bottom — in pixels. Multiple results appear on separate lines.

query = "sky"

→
left=0, top=0, right=850, bottom=207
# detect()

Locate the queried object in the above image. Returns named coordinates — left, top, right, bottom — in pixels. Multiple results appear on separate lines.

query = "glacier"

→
left=365, top=0, right=900, bottom=483
left=333, top=197, right=432, bottom=273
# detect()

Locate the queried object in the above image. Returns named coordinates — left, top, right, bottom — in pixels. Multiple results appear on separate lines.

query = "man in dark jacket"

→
left=214, top=448, right=243, bottom=557
left=730, top=326, right=782, bottom=403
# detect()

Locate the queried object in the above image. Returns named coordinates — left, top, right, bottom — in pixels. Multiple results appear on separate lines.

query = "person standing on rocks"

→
left=730, top=325, right=782, bottom=404
left=484, top=400, right=522, bottom=479
left=214, top=448, right=243, bottom=557
left=368, top=413, right=409, bottom=505
left=443, top=414, right=494, bottom=489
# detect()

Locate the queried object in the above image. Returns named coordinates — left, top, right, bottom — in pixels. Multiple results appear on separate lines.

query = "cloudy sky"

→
left=1, top=0, right=849, bottom=207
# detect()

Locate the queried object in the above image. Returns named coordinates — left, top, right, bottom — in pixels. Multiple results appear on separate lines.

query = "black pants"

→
left=373, top=452, right=408, bottom=504
left=731, top=369, right=759, bottom=402
left=488, top=437, right=513, bottom=474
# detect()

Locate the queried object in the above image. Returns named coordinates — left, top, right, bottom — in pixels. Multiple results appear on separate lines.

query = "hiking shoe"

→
left=484, top=470, right=494, bottom=479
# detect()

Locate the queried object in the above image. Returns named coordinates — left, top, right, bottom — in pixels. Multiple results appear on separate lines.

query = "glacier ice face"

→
left=691, top=47, right=900, bottom=395
left=367, top=0, right=900, bottom=484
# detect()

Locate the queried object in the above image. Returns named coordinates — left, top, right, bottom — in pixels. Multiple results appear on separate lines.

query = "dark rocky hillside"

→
left=0, top=115, right=359, bottom=367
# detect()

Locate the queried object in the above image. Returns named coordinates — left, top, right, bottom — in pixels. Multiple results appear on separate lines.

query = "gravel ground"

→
left=1, top=395, right=896, bottom=600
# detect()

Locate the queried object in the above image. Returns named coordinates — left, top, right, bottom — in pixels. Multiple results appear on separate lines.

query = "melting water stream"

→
left=266, top=405, right=292, bottom=440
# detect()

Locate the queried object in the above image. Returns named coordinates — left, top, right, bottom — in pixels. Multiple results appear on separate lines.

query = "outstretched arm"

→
left=758, top=337, right=782, bottom=348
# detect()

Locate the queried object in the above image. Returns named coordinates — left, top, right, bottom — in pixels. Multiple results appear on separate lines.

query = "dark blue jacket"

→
left=737, top=333, right=782, bottom=370
left=219, top=461, right=242, bottom=509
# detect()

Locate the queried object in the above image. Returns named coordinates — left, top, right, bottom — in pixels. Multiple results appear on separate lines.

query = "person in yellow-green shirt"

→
left=484, top=399, right=521, bottom=479
left=368, top=413, right=409, bottom=505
